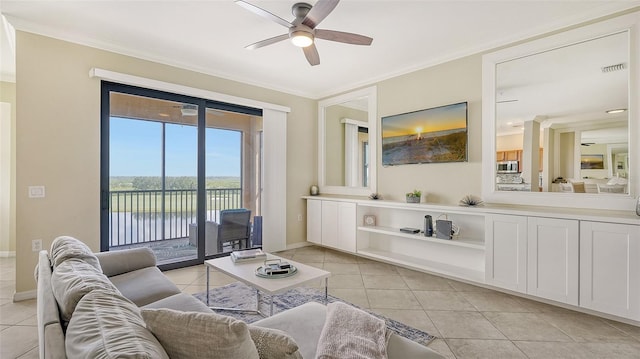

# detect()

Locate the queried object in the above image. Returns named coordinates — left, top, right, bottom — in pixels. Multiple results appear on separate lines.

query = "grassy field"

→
left=109, top=176, right=241, bottom=213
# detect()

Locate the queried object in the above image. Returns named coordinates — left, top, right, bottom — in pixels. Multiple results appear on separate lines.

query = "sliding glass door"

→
left=101, top=82, right=262, bottom=269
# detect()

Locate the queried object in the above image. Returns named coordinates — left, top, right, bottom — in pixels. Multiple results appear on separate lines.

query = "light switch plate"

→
left=28, top=186, right=45, bottom=198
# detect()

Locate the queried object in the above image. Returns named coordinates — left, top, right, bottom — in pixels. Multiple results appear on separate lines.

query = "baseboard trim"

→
left=0, top=251, right=16, bottom=257
left=13, top=289, right=36, bottom=302
left=285, top=241, right=312, bottom=250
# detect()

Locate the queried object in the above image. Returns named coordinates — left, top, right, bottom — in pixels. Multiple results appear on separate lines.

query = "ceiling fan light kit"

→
left=290, top=30, right=314, bottom=47
left=236, top=0, right=372, bottom=66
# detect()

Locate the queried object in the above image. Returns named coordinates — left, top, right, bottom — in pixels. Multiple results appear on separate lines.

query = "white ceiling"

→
left=0, top=1, right=639, bottom=99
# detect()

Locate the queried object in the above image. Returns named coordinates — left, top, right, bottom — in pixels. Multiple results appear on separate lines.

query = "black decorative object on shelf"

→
left=459, top=195, right=483, bottom=207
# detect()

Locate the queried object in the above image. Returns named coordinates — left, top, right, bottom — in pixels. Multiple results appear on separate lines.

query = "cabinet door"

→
left=580, top=221, right=640, bottom=320
left=306, top=200, right=322, bottom=245
left=337, top=202, right=357, bottom=253
left=485, top=215, right=528, bottom=293
left=527, top=217, right=579, bottom=305
left=321, top=201, right=339, bottom=249
left=496, top=151, right=505, bottom=161
left=506, top=150, right=519, bottom=161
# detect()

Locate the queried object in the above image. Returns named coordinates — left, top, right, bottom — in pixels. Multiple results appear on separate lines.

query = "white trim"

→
left=340, top=118, right=368, bottom=127
left=89, top=68, right=291, bottom=113
left=13, top=289, right=36, bottom=302
left=92, top=68, right=290, bottom=253
left=284, top=241, right=312, bottom=250
left=261, top=109, right=287, bottom=253
left=318, top=86, right=377, bottom=196
left=482, top=12, right=640, bottom=211
left=0, top=251, right=15, bottom=257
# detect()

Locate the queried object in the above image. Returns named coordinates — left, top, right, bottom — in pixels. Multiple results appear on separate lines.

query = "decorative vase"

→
left=406, top=195, right=420, bottom=203
left=310, top=185, right=319, bottom=196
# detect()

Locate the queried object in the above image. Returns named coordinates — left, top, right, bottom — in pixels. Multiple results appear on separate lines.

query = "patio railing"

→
left=108, top=188, right=242, bottom=248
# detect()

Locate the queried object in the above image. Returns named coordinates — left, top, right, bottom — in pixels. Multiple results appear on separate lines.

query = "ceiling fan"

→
left=236, top=0, right=373, bottom=66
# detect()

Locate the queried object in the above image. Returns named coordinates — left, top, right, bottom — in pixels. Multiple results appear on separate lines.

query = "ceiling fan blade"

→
left=303, top=44, right=320, bottom=66
left=235, top=0, right=292, bottom=28
left=245, top=34, right=289, bottom=50
left=315, top=29, right=373, bottom=46
left=302, top=0, right=339, bottom=29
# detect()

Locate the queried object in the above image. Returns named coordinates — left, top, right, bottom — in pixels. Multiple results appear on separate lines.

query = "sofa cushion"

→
left=141, top=308, right=259, bottom=359
left=253, top=302, right=327, bottom=359
left=108, top=266, right=181, bottom=306
left=51, top=258, right=119, bottom=322
left=66, top=290, right=169, bottom=359
left=50, top=236, right=102, bottom=271
left=253, top=302, right=445, bottom=359
left=95, top=247, right=157, bottom=277
left=248, top=326, right=302, bottom=359
left=142, top=293, right=211, bottom=313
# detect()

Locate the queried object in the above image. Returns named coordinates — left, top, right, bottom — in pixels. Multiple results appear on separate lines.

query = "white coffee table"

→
left=204, top=253, right=330, bottom=316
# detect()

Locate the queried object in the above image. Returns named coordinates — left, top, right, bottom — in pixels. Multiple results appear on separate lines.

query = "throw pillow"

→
left=248, top=326, right=303, bottom=359
left=66, top=290, right=169, bottom=359
left=50, top=235, right=102, bottom=271
left=51, top=258, right=120, bottom=322
left=141, top=308, right=259, bottom=359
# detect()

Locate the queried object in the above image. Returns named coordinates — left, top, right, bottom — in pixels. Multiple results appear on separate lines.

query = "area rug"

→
left=193, top=282, right=436, bottom=345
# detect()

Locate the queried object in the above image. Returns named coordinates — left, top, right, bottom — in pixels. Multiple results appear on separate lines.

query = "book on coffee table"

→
left=230, top=248, right=267, bottom=263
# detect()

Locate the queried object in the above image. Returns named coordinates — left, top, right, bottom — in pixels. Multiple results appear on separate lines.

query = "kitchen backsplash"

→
left=496, top=173, right=524, bottom=184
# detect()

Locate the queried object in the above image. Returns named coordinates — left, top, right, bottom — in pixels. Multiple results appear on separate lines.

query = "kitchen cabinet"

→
left=496, top=150, right=522, bottom=162
left=307, top=198, right=356, bottom=253
left=485, top=214, right=528, bottom=293
left=527, top=217, right=579, bottom=305
left=539, top=148, right=544, bottom=172
left=580, top=221, right=640, bottom=320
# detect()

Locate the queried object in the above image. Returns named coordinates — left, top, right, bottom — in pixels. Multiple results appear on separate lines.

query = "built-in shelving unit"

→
left=303, top=195, right=640, bottom=324
left=357, top=226, right=485, bottom=250
left=356, top=200, right=486, bottom=281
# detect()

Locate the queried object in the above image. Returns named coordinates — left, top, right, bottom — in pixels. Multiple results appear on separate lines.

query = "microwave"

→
left=497, top=160, right=519, bottom=173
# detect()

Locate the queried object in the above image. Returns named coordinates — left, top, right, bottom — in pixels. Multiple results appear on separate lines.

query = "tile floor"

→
left=2, top=246, right=640, bottom=358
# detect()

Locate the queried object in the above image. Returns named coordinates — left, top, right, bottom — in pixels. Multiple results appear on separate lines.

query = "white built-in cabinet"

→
left=305, top=196, right=640, bottom=323
left=306, top=199, right=322, bottom=245
left=580, top=221, right=640, bottom=320
left=307, top=199, right=356, bottom=252
left=485, top=214, right=527, bottom=293
left=526, top=217, right=579, bottom=305
left=485, top=215, right=580, bottom=306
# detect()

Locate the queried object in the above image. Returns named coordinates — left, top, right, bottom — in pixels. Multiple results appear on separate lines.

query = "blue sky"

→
left=109, top=117, right=241, bottom=177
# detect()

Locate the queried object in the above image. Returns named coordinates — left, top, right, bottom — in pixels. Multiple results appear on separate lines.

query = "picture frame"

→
left=381, top=102, right=468, bottom=166
left=580, top=154, right=604, bottom=169
left=363, top=215, right=376, bottom=226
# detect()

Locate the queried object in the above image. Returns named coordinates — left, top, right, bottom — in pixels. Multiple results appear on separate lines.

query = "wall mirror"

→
left=482, top=12, right=639, bottom=210
left=318, top=86, right=377, bottom=196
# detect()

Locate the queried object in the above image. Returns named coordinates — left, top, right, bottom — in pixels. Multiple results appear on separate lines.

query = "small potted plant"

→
left=405, top=189, right=421, bottom=203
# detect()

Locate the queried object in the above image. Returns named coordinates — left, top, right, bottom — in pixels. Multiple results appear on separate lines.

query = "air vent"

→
left=601, top=63, right=626, bottom=73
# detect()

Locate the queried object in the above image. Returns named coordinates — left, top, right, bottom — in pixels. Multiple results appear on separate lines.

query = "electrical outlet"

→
left=297, top=214, right=303, bottom=222
left=32, top=239, right=42, bottom=252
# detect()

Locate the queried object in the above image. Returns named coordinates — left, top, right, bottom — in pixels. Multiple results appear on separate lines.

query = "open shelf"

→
left=358, top=226, right=484, bottom=250
left=357, top=248, right=485, bottom=282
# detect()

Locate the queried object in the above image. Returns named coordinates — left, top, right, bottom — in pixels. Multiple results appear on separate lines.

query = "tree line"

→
left=110, top=176, right=240, bottom=191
